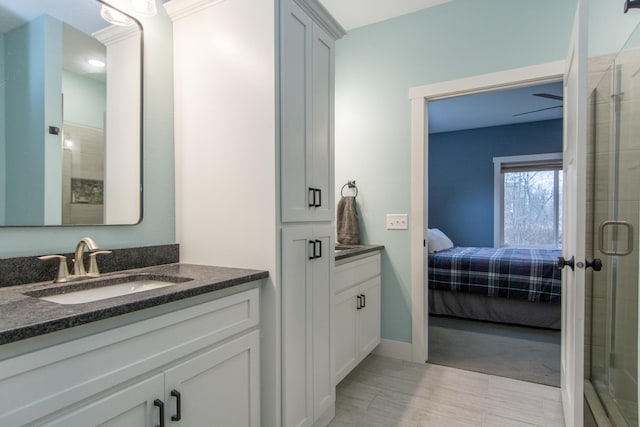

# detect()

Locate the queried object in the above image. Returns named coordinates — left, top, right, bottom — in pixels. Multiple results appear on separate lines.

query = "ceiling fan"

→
left=513, top=93, right=563, bottom=117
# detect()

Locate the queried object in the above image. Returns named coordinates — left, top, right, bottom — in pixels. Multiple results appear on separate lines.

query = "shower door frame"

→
left=588, top=51, right=640, bottom=427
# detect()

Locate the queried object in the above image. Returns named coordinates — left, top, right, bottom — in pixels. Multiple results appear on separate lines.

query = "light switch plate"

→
left=386, top=214, right=408, bottom=230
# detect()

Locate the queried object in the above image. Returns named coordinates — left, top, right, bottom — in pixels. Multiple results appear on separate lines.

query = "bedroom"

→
left=426, top=82, right=564, bottom=386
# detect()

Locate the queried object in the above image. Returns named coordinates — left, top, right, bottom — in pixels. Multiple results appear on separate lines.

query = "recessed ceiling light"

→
left=88, top=59, right=106, bottom=68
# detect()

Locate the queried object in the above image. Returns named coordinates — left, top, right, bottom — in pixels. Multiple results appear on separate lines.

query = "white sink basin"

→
left=36, top=280, right=176, bottom=305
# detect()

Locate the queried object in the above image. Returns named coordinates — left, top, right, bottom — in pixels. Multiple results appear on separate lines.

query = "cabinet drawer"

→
left=335, top=253, right=380, bottom=294
left=0, top=287, right=260, bottom=426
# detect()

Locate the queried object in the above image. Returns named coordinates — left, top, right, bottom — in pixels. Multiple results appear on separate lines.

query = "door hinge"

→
left=424, top=239, right=426, bottom=247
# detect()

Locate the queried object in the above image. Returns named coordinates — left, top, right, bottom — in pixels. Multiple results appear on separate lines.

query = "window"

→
left=493, top=153, right=563, bottom=249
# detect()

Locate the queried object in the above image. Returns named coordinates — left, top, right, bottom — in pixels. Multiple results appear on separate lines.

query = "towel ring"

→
left=341, top=180, right=358, bottom=198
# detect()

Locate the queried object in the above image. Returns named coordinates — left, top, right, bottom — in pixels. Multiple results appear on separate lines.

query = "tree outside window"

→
left=503, top=170, right=562, bottom=248
left=493, top=153, right=563, bottom=249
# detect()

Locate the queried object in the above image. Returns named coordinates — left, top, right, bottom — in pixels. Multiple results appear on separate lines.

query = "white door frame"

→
left=408, top=61, right=565, bottom=363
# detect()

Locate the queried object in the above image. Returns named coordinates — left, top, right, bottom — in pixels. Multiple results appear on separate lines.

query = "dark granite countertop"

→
left=0, top=263, right=268, bottom=345
left=335, top=244, right=384, bottom=261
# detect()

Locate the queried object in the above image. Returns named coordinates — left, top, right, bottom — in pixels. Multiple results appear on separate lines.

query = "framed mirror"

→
left=0, top=0, right=142, bottom=226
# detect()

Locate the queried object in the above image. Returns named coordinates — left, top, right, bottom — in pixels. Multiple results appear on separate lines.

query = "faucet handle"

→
left=87, top=250, right=112, bottom=277
left=38, top=255, right=70, bottom=283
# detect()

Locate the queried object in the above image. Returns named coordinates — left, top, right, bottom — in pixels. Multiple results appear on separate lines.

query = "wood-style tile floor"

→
left=328, top=355, right=565, bottom=427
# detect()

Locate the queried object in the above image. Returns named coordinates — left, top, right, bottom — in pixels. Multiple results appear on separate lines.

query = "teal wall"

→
left=590, top=0, right=640, bottom=57
left=43, top=16, right=63, bottom=225
left=4, top=16, right=55, bottom=226
left=62, top=70, right=106, bottom=131
left=0, top=33, right=5, bottom=225
left=334, top=0, right=577, bottom=344
left=0, top=8, right=175, bottom=257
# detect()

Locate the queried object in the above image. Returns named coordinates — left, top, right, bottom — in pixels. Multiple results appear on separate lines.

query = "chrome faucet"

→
left=38, top=237, right=112, bottom=283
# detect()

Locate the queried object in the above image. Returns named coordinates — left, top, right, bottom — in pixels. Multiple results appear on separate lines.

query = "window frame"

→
left=493, top=152, right=563, bottom=248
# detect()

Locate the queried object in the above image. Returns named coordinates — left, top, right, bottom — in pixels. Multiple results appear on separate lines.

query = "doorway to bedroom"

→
left=425, top=81, right=564, bottom=387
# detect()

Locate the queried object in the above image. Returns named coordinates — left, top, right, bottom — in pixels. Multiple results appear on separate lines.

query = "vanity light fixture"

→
left=87, top=58, right=106, bottom=68
left=131, top=0, right=157, bottom=16
left=100, top=4, right=134, bottom=26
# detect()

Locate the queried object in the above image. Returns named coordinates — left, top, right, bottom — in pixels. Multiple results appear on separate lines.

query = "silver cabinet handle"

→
left=598, top=220, right=634, bottom=256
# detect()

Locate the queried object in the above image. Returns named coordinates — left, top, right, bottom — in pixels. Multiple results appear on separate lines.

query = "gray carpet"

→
left=428, top=315, right=561, bottom=387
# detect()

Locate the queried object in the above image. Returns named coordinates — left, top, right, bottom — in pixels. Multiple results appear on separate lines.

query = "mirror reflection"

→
left=0, top=0, right=142, bottom=226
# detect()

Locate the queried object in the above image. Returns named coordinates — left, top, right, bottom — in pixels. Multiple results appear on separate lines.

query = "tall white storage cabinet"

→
left=168, top=0, right=344, bottom=425
left=280, top=0, right=339, bottom=425
left=280, top=0, right=335, bottom=223
left=282, top=225, right=334, bottom=427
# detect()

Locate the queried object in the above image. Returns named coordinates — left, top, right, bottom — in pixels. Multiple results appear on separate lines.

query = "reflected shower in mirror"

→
left=0, top=0, right=142, bottom=226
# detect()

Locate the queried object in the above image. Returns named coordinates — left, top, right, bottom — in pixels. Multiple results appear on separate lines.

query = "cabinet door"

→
left=40, top=374, right=164, bottom=427
left=310, top=24, right=334, bottom=222
left=163, top=331, right=260, bottom=427
left=358, top=277, right=381, bottom=358
left=282, top=225, right=334, bottom=426
left=282, top=226, right=314, bottom=427
left=281, top=0, right=313, bottom=223
left=311, top=227, right=334, bottom=416
left=335, top=286, right=359, bottom=384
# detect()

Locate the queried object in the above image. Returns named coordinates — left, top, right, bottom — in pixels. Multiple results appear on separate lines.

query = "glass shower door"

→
left=589, top=28, right=640, bottom=426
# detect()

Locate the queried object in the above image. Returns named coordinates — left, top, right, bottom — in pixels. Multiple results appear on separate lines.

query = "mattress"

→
left=428, top=247, right=562, bottom=304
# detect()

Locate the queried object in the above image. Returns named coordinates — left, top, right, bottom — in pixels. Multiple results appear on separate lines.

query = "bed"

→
left=428, top=246, right=562, bottom=329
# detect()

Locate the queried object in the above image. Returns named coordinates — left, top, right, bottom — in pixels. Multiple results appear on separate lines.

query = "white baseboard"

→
left=372, top=339, right=413, bottom=362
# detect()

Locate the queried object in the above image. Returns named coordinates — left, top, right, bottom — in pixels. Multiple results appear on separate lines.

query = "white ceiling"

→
left=318, top=0, right=451, bottom=31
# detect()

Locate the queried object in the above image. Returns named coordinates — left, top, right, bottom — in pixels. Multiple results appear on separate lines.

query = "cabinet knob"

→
left=154, top=399, right=165, bottom=427
left=308, top=188, right=322, bottom=208
left=308, top=188, right=316, bottom=207
left=170, top=389, right=182, bottom=421
left=308, top=240, right=322, bottom=259
left=309, top=240, right=317, bottom=259
left=314, top=188, right=322, bottom=207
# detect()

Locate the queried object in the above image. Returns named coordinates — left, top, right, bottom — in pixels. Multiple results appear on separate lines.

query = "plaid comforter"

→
left=428, top=247, right=562, bottom=304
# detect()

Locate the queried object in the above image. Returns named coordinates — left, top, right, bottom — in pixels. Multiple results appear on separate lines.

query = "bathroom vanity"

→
left=0, top=263, right=267, bottom=426
left=334, top=245, right=383, bottom=383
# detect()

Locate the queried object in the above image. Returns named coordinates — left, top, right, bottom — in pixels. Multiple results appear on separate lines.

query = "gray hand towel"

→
left=337, top=196, right=360, bottom=244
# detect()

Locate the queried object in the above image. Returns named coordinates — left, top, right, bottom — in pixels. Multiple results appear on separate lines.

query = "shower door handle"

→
left=598, top=220, right=634, bottom=256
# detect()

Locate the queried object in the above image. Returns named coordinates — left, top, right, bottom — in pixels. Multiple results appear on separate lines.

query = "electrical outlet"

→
left=386, top=214, right=408, bottom=230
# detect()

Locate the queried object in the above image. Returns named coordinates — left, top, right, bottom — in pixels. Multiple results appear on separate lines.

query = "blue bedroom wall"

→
left=428, top=119, right=563, bottom=248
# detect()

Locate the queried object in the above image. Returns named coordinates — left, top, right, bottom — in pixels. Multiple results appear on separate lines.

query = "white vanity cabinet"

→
left=41, top=373, right=166, bottom=426
left=0, top=288, right=260, bottom=426
left=282, top=225, right=334, bottom=427
left=334, top=252, right=381, bottom=384
left=280, top=0, right=335, bottom=223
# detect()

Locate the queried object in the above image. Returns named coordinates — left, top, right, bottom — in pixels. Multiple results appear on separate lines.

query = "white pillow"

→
left=428, top=228, right=454, bottom=253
